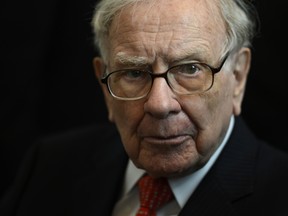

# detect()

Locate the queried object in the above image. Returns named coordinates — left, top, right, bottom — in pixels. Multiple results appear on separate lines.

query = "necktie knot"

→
left=136, top=175, right=173, bottom=216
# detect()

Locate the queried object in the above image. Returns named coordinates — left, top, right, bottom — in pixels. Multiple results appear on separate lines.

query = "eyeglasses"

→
left=101, top=54, right=229, bottom=101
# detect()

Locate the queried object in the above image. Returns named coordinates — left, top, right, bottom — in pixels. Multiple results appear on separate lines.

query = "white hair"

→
left=91, top=0, right=259, bottom=63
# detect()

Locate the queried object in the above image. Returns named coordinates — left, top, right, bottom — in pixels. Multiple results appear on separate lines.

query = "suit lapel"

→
left=179, top=117, right=258, bottom=216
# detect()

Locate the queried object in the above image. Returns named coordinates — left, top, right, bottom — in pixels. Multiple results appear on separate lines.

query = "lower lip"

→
left=143, top=135, right=190, bottom=145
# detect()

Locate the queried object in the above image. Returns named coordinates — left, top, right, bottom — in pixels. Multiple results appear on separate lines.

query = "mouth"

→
left=142, top=135, right=191, bottom=145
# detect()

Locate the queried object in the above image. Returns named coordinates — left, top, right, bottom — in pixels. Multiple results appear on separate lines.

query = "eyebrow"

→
left=114, top=48, right=213, bottom=68
left=171, top=47, right=209, bottom=63
left=114, top=52, right=150, bottom=66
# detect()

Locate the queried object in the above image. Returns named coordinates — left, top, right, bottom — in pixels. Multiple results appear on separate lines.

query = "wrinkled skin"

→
left=93, top=0, right=251, bottom=178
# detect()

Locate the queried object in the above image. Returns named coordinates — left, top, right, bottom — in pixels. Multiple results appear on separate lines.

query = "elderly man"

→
left=1, top=0, right=288, bottom=215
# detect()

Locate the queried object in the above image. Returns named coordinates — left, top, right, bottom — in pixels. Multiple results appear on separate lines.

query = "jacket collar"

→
left=179, top=117, right=258, bottom=216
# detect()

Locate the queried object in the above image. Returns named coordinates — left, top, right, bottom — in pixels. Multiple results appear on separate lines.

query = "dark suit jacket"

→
left=1, top=116, right=288, bottom=216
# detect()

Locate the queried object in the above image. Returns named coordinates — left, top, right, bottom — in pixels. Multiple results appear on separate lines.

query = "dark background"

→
left=1, top=0, right=287, bottom=199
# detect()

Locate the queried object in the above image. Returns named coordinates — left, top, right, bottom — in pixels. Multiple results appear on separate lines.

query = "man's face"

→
left=95, top=0, right=250, bottom=177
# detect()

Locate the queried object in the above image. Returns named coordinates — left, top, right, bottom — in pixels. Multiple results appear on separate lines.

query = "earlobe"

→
left=232, top=47, right=251, bottom=116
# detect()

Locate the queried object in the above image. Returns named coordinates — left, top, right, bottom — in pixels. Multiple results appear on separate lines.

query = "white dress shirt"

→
left=112, top=116, right=235, bottom=216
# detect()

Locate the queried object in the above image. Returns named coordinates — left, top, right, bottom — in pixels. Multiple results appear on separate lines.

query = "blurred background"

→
left=1, top=0, right=287, bottom=199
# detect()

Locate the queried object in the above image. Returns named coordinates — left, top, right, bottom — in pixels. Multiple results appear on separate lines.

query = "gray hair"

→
left=91, top=0, right=259, bottom=62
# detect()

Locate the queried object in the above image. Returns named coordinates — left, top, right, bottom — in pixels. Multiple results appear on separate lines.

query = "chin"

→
left=141, top=156, right=200, bottom=178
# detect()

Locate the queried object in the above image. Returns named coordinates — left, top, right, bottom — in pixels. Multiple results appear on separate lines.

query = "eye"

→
left=124, top=70, right=144, bottom=79
left=115, top=70, right=149, bottom=82
left=177, top=63, right=202, bottom=75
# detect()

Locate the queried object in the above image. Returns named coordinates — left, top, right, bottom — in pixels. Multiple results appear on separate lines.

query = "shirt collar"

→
left=122, top=116, right=235, bottom=207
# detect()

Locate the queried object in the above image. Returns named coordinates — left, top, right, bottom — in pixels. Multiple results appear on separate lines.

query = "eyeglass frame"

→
left=101, top=53, right=230, bottom=101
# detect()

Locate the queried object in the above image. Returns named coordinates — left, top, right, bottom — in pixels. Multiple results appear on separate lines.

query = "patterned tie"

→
left=136, top=175, right=174, bottom=216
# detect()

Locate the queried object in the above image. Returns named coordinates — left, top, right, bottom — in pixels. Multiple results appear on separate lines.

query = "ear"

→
left=93, top=57, right=105, bottom=82
left=232, top=47, right=251, bottom=116
left=92, top=57, right=115, bottom=122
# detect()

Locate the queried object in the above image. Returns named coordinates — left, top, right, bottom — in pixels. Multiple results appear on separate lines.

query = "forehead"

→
left=108, top=0, right=226, bottom=63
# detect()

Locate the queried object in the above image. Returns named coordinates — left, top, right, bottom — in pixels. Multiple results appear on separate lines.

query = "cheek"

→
left=205, top=72, right=235, bottom=115
left=112, top=101, right=144, bottom=128
left=179, top=94, right=213, bottom=130
left=179, top=76, right=234, bottom=153
left=111, top=101, right=145, bottom=156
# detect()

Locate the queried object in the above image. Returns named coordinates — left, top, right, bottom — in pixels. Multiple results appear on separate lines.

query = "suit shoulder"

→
left=257, top=141, right=288, bottom=176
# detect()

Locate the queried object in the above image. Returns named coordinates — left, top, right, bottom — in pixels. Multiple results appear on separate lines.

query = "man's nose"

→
left=143, top=77, right=181, bottom=118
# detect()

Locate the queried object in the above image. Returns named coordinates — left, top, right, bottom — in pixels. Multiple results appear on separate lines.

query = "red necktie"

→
left=136, top=175, right=174, bottom=216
